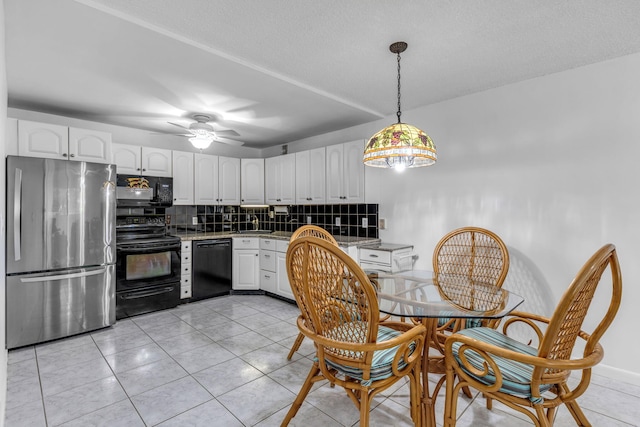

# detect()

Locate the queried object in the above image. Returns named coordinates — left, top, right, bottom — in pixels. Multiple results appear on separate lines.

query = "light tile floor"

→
left=5, top=295, right=640, bottom=426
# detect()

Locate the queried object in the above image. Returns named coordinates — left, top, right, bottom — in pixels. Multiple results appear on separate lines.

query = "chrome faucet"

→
left=251, top=214, right=259, bottom=230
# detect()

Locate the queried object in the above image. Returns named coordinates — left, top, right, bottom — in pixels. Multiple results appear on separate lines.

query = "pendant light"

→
left=363, top=41, right=437, bottom=171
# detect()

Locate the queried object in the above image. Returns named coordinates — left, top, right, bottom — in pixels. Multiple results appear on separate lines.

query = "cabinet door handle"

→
left=369, top=254, right=379, bottom=258
left=142, top=168, right=146, bottom=171
left=137, top=167, right=141, bottom=171
left=62, top=153, right=68, bottom=157
left=69, top=154, right=75, bottom=158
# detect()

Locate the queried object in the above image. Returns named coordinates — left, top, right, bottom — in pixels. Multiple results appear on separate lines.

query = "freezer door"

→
left=6, top=265, right=115, bottom=349
left=6, top=156, right=116, bottom=274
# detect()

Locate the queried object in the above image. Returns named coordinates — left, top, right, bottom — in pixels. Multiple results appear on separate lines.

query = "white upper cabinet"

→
left=241, top=158, right=265, bottom=204
left=218, top=156, right=241, bottom=205
left=112, top=144, right=172, bottom=177
left=326, top=140, right=365, bottom=203
left=18, top=120, right=112, bottom=164
left=179, top=154, right=240, bottom=206
left=194, top=153, right=219, bottom=205
left=295, top=147, right=326, bottom=204
left=265, top=153, right=296, bottom=205
left=172, top=151, right=194, bottom=205
left=141, top=147, right=172, bottom=177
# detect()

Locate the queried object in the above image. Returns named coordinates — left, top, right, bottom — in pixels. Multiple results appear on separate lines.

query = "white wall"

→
left=0, top=0, right=8, bottom=423
left=287, top=52, right=640, bottom=384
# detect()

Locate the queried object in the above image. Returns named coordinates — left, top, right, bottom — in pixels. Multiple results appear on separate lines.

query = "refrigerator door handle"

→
left=13, top=168, right=22, bottom=261
left=19, top=267, right=107, bottom=283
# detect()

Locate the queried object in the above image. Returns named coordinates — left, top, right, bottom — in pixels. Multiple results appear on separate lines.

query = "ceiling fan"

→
left=169, top=114, right=243, bottom=149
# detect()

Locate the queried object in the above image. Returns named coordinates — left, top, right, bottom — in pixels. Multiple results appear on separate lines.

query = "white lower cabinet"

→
left=259, top=238, right=277, bottom=293
left=260, top=238, right=293, bottom=300
left=275, top=243, right=293, bottom=300
left=232, top=238, right=260, bottom=290
left=180, top=241, right=192, bottom=299
left=275, top=240, right=293, bottom=300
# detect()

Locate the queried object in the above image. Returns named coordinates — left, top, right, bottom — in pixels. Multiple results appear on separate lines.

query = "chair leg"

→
left=444, top=366, right=458, bottom=427
left=281, top=364, right=320, bottom=426
left=564, top=399, right=591, bottom=426
left=409, top=366, right=422, bottom=425
left=462, top=385, right=472, bottom=398
left=287, top=333, right=305, bottom=360
left=359, top=389, right=371, bottom=427
left=534, top=404, right=552, bottom=427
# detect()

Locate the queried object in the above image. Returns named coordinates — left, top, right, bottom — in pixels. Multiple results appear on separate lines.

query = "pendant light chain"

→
left=396, top=50, right=402, bottom=124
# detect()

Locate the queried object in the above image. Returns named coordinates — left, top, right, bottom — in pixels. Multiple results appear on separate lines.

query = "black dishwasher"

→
left=192, top=239, right=232, bottom=301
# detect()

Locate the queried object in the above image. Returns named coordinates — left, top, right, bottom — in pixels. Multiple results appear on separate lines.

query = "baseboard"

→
left=594, top=364, right=640, bottom=387
left=229, top=290, right=265, bottom=296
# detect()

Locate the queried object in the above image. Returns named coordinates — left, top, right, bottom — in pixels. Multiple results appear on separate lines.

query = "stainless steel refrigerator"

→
left=6, top=156, right=116, bottom=349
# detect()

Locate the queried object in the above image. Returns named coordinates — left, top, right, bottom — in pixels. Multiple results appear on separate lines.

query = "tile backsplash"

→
left=166, top=204, right=378, bottom=238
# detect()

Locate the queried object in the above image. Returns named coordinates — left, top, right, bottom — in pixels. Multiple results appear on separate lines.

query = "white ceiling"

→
left=5, top=0, right=640, bottom=149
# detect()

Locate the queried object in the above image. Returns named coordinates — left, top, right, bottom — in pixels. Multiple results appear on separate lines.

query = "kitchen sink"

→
left=236, top=230, right=273, bottom=234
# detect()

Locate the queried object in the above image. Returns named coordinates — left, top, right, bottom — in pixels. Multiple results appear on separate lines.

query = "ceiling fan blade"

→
left=214, top=138, right=244, bottom=146
left=168, top=122, right=190, bottom=130
left=150, top=132, right=192, bottom=137
left=214, top=129, right=240, bottom=137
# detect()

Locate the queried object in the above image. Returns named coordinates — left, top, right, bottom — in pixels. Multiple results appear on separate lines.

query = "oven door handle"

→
left=117, top=244, right=181, bottom=253
left=121, top=286, right=176, bottom=299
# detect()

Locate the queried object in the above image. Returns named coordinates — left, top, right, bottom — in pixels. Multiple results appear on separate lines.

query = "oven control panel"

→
left=117, top=216, right=166, bottom=226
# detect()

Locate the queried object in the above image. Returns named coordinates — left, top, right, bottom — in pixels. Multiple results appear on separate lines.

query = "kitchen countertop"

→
left=173, top=231, right=380, bottom=247
left=359, top=242, right=413, bottom=251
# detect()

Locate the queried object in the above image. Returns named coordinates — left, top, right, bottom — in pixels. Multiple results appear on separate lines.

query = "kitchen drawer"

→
left=260, top=238, right=276, bottom=250
left=181, top=241, right=191, bottom=251
left=276, top=240, right=289, bottom=253
left=260, top=269, right=276, bottom=291
left=260, top=250, right=276, bottom=271
left=359, top=248, right=391, bottom=265
left=233, top=237, right=260, bottom=250
left=181, top=275, right=191, bottom=285
left=181, top=250, right=192, bottom=264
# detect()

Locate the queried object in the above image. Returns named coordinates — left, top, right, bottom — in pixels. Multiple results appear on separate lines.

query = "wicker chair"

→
left=286, top=225, right=338, bottom=360
left=281, top=236, right=426, bottom=427
left=443, top=244, right=622, bottom=427
left=433, top=227, right=510, bottom=335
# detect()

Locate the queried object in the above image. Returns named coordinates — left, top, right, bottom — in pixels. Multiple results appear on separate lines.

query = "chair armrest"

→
left=444, top=331, right=604, bottom=396
left=497, top=310, right=552, bottom=347
left=297, top=317, right=426, bottom=371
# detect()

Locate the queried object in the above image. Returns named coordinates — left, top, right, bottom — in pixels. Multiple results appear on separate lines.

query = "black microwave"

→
left=116, top=175, right=173, bottom=208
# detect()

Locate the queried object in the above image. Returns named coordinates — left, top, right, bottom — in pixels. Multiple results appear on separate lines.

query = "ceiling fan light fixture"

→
left=364, top=41, right=437, bottom=170
left=189, top=133, right=214, bottom=150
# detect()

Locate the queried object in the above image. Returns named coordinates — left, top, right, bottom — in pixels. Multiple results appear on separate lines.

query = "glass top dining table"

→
left=371, top=270, right=524, bottom=320
left=367, top=270, right=524, bottom=427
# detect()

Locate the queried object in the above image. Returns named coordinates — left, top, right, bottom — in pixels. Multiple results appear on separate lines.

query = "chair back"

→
left=538, top=244, right=622, bottom=370
left=290, top=225, right=338, bottom=246
left=287, top=236, right=380, bottom=367
left=433, top=227, right=509, bottom=288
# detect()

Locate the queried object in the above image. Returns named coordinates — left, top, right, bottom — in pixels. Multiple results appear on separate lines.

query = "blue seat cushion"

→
left=320, top=325, right=416, bottom=386
left=451, top=327, right=554, bottom=403
left=437, top=315, right=483, bottom=329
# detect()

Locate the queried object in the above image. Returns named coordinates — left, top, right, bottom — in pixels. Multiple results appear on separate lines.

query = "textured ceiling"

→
left=5, top=0, right=640, bottom=148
